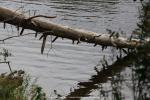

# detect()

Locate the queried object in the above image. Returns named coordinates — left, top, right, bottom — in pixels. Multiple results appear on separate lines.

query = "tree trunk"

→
left=0, top=7, right=144, bottom=49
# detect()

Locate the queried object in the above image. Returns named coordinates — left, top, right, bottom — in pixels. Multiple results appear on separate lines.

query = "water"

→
left=0, top=0, right=141, bottom=99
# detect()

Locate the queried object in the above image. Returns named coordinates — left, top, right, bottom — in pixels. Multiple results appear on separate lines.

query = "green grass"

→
left=0, top=70, right=47, bottom=100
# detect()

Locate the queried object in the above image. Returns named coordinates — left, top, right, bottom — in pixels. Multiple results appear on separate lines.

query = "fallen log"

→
left=0, top=7, right=145, bottom=53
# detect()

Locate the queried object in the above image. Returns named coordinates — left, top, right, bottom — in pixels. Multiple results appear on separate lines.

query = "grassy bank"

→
left=0, top=70, right=46, bottom=100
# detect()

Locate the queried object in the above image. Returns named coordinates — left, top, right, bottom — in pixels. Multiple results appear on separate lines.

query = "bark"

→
left=0, top=7, right=145, bottom=49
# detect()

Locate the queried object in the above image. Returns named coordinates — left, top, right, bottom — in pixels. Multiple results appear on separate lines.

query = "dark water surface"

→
left=0, top=0, right=141, bottom=99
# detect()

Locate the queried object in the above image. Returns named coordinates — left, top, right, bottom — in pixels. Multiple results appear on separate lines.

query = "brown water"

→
left=0, top=0, right=141, bottom=99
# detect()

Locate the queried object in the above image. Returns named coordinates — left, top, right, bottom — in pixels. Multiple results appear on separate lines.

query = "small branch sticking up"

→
left=27, top=15, right=56, bottom=21
left=109, top=32, right=115, bottom=38
left=33, top=10, right=37, bottom=16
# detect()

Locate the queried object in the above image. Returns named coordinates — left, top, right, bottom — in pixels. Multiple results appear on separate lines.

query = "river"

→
left=0, top=0, right=141, bottom=99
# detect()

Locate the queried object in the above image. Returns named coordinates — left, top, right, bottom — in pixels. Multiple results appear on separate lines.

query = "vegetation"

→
left=0, top=48, right=47, bottom=100
left=0, top=70, right=47, bottom=100
left=0, top=0, right=150, bottom=100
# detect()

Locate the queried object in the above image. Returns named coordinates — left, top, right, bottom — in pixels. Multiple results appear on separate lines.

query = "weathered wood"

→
left=0, top=7, right=145, bottom=49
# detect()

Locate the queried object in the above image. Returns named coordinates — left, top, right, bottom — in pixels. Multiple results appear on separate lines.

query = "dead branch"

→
left=0, top=33, right=35, bottom=43
left=0, top=7, right=147, bottom=54
left=27, top=15, right=56, bottom=21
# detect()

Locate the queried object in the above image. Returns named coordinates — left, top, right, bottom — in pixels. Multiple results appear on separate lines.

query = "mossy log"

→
left=0, top=7, right=145, bottom=50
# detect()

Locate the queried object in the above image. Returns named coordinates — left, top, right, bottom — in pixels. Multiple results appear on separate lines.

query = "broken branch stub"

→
left=0, top=7, right=145, bottom=53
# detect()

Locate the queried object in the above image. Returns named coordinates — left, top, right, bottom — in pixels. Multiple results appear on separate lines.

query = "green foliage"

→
left=136, top=1, right=150, bottom=40
left=30, top=85, right=47, bottom=100
left=0, top=70, right=47, bottom=100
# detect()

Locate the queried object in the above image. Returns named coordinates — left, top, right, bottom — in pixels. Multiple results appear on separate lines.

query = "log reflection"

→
left=64, top=49, right=150, bottom=100
left=64, top=52, right=136, bottom=100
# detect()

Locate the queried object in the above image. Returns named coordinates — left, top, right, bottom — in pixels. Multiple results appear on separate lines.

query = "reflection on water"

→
left=0, top=0, right=145, bottom=99
left=64, top=49, right=150, bottom=100
left=64, top=51, right=137, bottom=100
left=64, top=1, right=150, bottom=100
